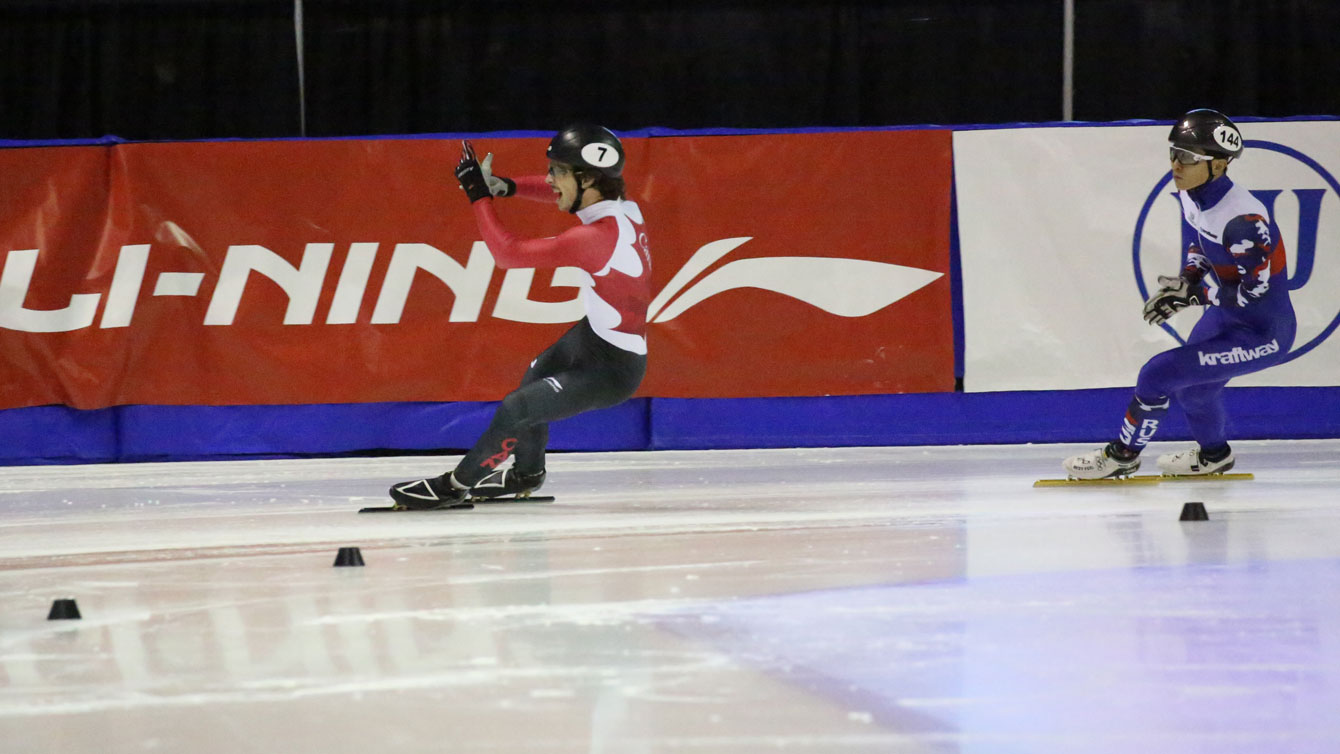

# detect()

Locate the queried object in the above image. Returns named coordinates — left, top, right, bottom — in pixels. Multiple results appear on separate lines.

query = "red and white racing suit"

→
left=454, top=176, right=651, bottom=482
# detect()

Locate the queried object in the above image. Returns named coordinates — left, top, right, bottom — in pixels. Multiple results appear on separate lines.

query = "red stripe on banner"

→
left=0, top=131, right=953, bottom=409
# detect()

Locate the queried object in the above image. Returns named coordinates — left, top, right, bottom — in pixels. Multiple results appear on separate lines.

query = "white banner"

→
left=955, top=120, right=1340, bottom=392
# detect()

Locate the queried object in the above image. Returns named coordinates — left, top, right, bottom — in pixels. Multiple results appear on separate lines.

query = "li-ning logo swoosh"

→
left=1, top=236, right=944, bottom=332
left=647, top=237, right=944, bottom=323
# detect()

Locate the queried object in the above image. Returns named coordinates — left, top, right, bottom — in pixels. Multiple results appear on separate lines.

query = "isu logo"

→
left=0, top=237, right=941, bottom=333
left=1132, top=138, right=1340, bottom=367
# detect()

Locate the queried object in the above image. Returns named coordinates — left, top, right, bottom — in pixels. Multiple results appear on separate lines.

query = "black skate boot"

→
left=469, top=468, right=546, bottom=500
left=388, top=472, right=470, bottom=510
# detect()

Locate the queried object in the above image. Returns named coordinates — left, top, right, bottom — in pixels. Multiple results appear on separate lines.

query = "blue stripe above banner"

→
left=2, top=388, right=1337, bottom=465
left=8, top=116, right=1336, bottom=151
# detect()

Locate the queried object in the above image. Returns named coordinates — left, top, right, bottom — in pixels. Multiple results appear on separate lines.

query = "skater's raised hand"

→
left=455, top=140, right=492, bottom=203
left=1143, top=276, right=1204, bottom=325
left=479, top=153, right=516, bottom=198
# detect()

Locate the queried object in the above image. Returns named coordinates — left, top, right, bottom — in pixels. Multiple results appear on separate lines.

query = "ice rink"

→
left=2, top=440, right=1338, bottom=754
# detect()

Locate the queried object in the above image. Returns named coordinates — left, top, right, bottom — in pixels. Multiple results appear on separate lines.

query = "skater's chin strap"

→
left=569, top=170, right=595, bottom=215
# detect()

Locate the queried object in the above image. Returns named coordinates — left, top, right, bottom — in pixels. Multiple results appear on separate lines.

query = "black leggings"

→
left=454, top=319, right=646, bottom=485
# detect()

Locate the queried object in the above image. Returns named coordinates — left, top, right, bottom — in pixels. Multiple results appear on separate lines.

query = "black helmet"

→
left=546, top=123, right=624, bottom=177
left=1169, top=109, right=1243, bottom=160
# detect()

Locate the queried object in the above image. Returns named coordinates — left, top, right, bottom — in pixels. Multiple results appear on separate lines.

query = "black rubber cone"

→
left=333, top=547, right=366, bottom=567
left=1179, top=502, right=1209, bottom=521
left=48, top=598, right=81, bottom=620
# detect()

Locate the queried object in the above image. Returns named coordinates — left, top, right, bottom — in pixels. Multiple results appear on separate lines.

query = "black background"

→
left=2, top=0, right=1338, bottom=140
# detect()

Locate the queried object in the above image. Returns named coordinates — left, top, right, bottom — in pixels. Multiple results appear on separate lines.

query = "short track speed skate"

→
left=1156, top=446, right=1235, bottom=476
left=359, top=495, right=556, bottom=513
left=1034, top=473, right=1253, bottom=487
left=1039, top=442, right=1252, bottom=487
left=469, top=468, right=547, bottom=500
left=360, top=470, right=555, bottom=513
left=363, top=474, right=473, bottom=513
left=1061, top=442, right=1141, bottom=481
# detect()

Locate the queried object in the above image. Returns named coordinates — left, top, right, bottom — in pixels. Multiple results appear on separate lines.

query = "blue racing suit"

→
left=1121, top=175, right=1296, bottom=452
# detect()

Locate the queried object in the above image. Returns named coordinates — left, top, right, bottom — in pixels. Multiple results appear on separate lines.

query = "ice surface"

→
left=1, top=441, right=1338, bottom=753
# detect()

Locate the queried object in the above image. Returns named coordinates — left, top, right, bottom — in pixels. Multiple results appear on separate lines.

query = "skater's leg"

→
left=447, top=323, right=584, bottom=482
left=1061, top=358, right=1191, bottom=480
left=454, top=359, right=643, bottom=487
left=506, top=354, right=571, bottom=475
left=514, top=424, right=548, bottom=474
left=1065, top=310, right=1280, bottom=480
left=1154, top=380, right=1236, bottom=474
left=1139, top=313, right=1284, bottom=473
left=1176, top=379, right=1230, bottom=451
left=1127, top=308, right=1274, bottom=450
left=1116, top=394, right=1171, bottom=455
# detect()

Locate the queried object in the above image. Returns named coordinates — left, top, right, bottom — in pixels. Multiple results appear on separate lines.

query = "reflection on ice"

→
left=665, top=560, right=1340, bottom=754
left=0, top=440, right=1338, bottom=753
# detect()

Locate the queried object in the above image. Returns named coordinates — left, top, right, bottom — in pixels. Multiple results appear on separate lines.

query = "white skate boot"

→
left=1063, top=442, right=1141, bottom=480
left=1156, top=446, right=1234, bottom=476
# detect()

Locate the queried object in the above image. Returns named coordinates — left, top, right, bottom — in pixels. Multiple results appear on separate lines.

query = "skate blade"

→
left=1034, top=472, right=1254, bottom=487
left=359, top=502, right=475, bottom=513
left=1034, top=476, right=1160, bottom=487
left=1154, top=472, right=1254, bottom=482
left=469, top=495, right=556, bottom=504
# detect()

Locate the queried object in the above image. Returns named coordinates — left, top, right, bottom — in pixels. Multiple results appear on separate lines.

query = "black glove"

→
left=454, top=140, right=492, bottom=203
left=1142, top=275, right=1204, bottom=325
left=479, top=153, right=516, bottom=198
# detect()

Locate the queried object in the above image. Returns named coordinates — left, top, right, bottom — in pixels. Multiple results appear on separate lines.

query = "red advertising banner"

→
left=0, top=130, right=953, bottom=410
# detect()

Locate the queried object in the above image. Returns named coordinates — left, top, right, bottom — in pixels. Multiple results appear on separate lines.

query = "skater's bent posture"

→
left=391, top=124, right=650, bottom=508
left=1064, top=109, right=1296, bottom=480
